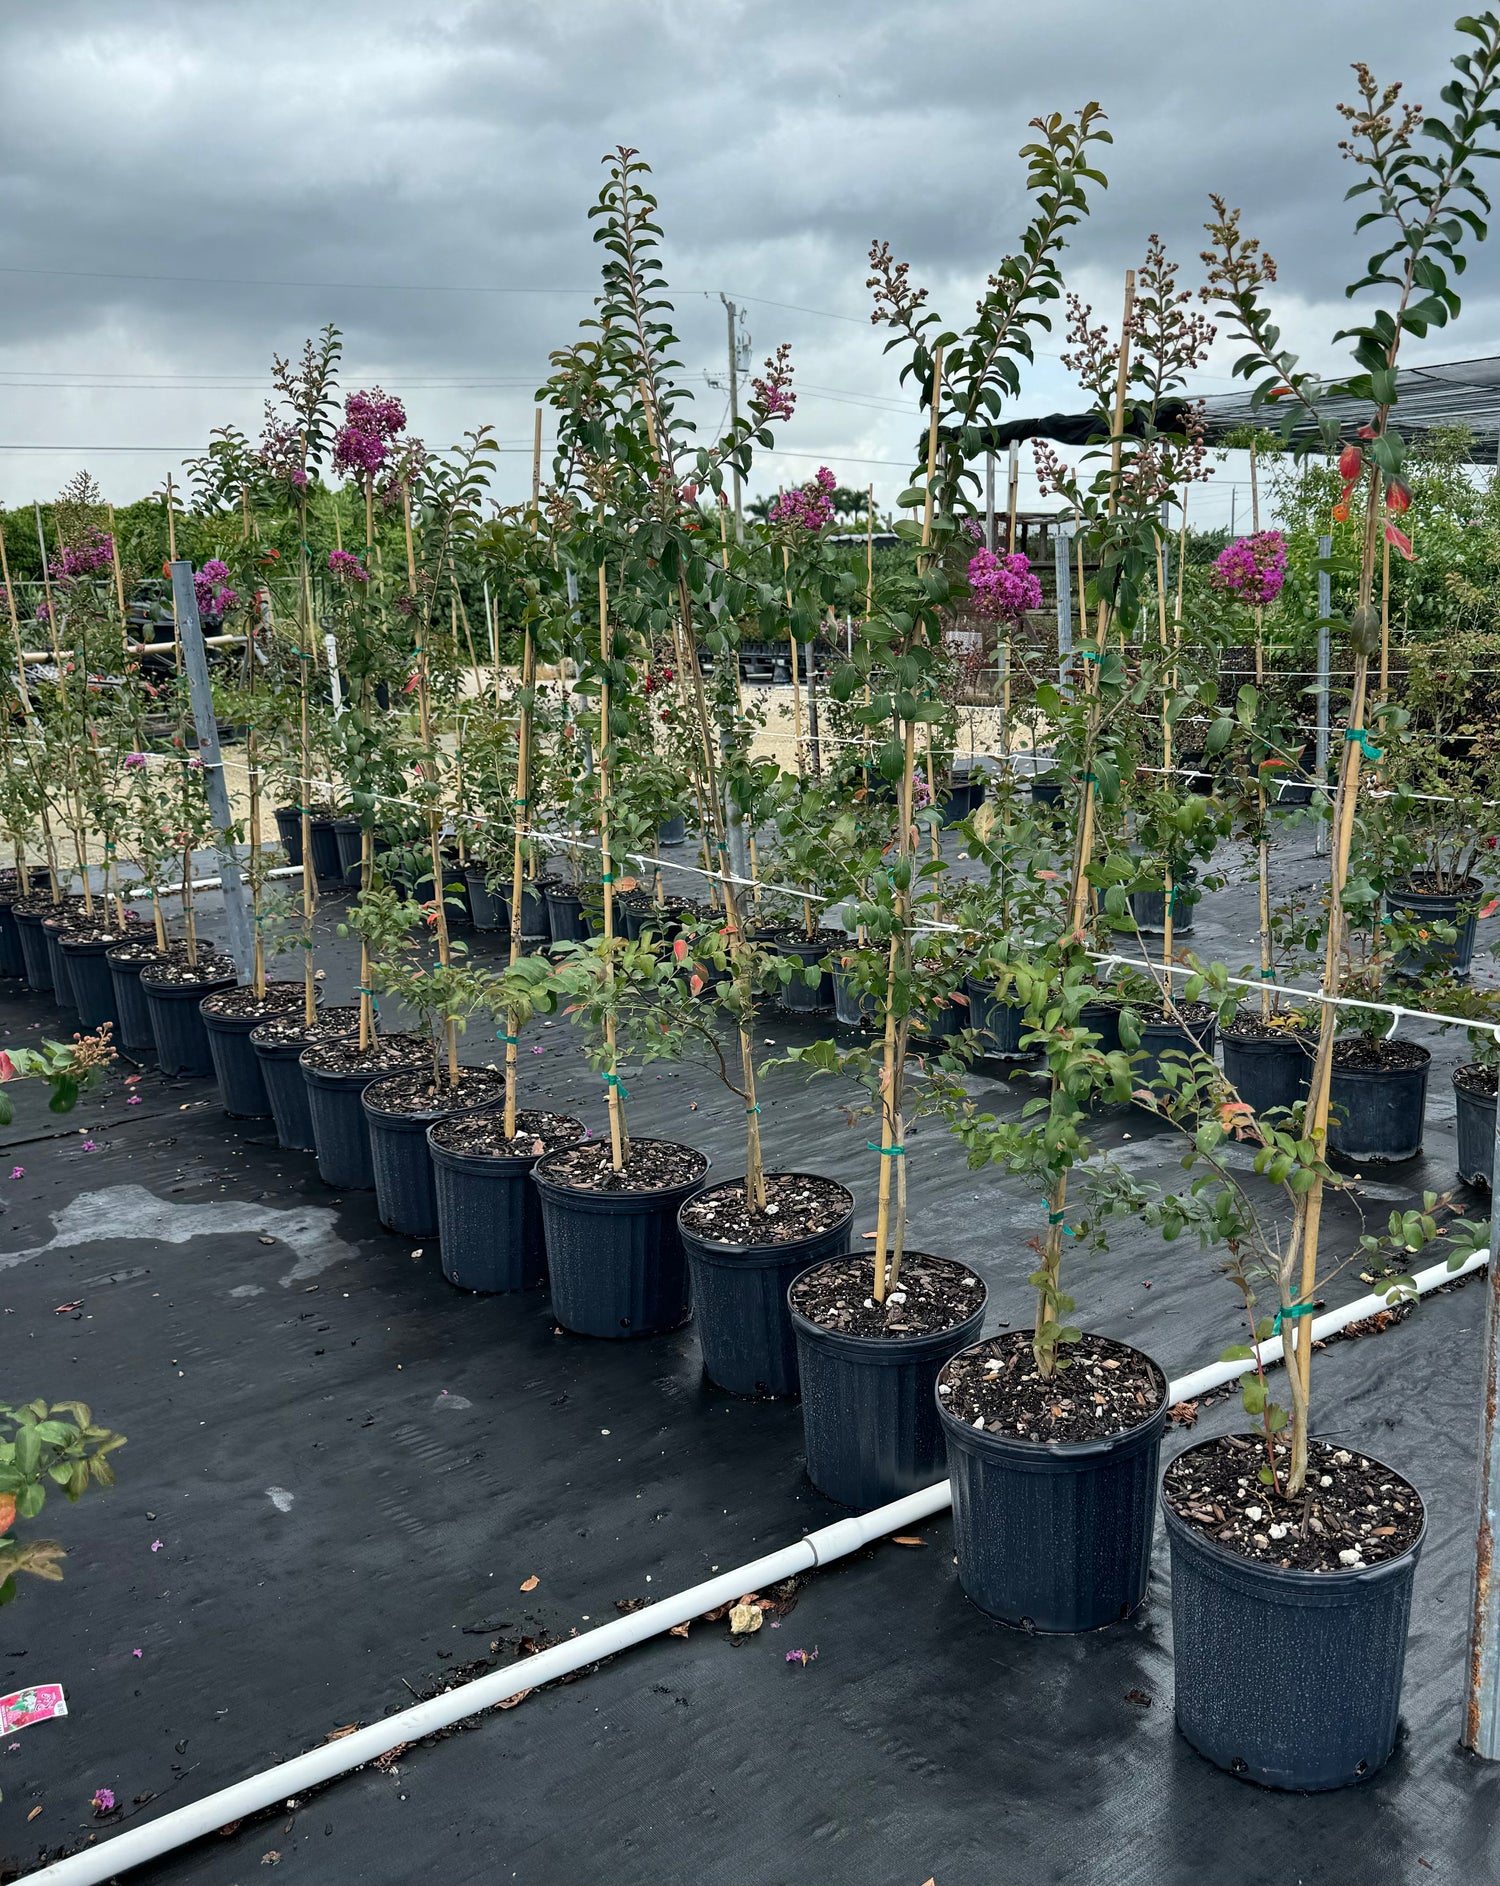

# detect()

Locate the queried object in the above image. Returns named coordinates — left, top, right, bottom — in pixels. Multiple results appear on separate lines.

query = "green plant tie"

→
left=745, top=1103, right=761, bottom=1115
left=496, top=1032, right=519, bottom=1045
left=1076, top=649, right=1101, bottom=662
left=600, top=872, right=615, bottom=884
left=601, top=1071, right=629, bottom=1100
left=1076, top=773, right=1097, bottom=785
left=1260, top=967, right=1275, bottom=979
left=867, top=1140, right=904, bottom=1156
left=1271, top=1299, right=1316, bottom=1335
left=1344, top=728, right=1383, bottom=761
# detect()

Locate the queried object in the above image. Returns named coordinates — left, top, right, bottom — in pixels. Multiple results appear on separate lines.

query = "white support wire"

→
left=285, top=769, right=1500, bottom=1047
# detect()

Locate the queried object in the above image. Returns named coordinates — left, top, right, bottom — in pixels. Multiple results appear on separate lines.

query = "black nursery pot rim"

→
left=788, top=1254, right=987, bottom=1357
left=677, top=1173, right=855, bottom=1258
left=533, top=1139, right=709, bottom=1203
left=140, top=969, right=237, bottom=997
left=1163, top=1434, right=1427, bottom=1593
left=362, top=1073, right=506, bottom=1127
left=937, top=1333, right=1169, bottom=1466
left=1332, top=1040, right=1433, bottom=1072
left=426, top=1119, right=588, bottom=1172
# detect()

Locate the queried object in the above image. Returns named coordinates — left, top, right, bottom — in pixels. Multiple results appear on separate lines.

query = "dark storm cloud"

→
left=0, top=0, right=1492, bottom=516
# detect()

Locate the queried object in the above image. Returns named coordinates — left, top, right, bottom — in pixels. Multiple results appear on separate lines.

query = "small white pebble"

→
left=1269, top=1524, right=1287, bottom=1541
left=1334, top=1450, right=1353, bottom=1466
left=600, top=1428, right=610, bottom=1436
left=1319, top=1475, right=1333, bottom=1488
left=972, top=1416, right=986, bottom=1428
left=1338, top=1549, right=1363, bottom=1567
left=1244, top=1505, right=1263, bottom=1522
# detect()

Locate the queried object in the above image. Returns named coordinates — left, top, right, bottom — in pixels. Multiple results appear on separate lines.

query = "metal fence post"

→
left=169, top=560, right=253, bottom=980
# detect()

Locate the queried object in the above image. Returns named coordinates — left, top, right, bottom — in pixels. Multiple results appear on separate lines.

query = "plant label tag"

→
left=0, top=1683, right=68, bottom=1733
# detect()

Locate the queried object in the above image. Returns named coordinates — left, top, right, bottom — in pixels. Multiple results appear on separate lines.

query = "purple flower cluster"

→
left=769, top=466, right=836, bottom=532
left=194, top=558, right=238, bottom=620
left=327, top=548, right=369, bottom=584
left=967, top=549, right=1041, bottom=624
left=1211, top=530, right=1287, bottom=607
left=123, top=752, right=148, bottom=770
left=49, top=526, right=115, bottom=583
left=751, top=342, right=796, bottom=422
left=333, top=386, right=408, bottom=481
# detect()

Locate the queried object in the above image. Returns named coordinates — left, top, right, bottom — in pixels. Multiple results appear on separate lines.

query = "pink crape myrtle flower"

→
left=769, top=467, right=836, bottom=532
left=1211, top=531, right=1287, bottom=607
left=967, top=549, right=1042, bottom=624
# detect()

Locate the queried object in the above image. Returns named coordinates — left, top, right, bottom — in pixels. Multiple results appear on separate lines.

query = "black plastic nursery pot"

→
left=1132, top=1005, right=1218, bottom=1089
left=12, top=907, right=54, bottom=993
left=511, top=881, right=548, bottom=946
left=1220, top=1021, right=1315, bottom=1117
left=533, top=1140, right=708, bottom=1338
left=299, top=1036, right=428, bottom=1190
left=307, top=814, right=344, bottom=889
left=789, top=1255, right=986, bottom=1509
left=0, top=897, right=24, bottom=979
left=464, top=867, right=506, bottom=931
left=1328, top=1040, right=1431, bottom=1166
left=363, top=1070, right=507, bottom=1238
left=1455, top=1065, right=1498, bottom=1188
left=963, top=977, right=1031, bottom=1059
left=140, top=962, right=238, bottom=1076
left=429, top=1112, right=588, bottom=1293
left=330, top=816, right=362, bottom=882
left=657, top=812, right=688, bottom=846
left=1030, top=774, right=1064, bottom=808
left=778, top=937, right=834, bottom=1013
left=272, top=806, right=304, bottom=866
left=1078, top=996, right=1122, bottom=1056
left=832, top=966, right=876, bottom=1030
left=937, top=1334, right=1170, bottom=1632
left=1390, top=877, right=1483, bottom=980
left=1164, top=1440, right=1425, bottom=1791
left=678, top=1176, right=855, bottom=1397
left=248, top=1007, right=359, bottom=1153
left=104, top=943, right=160, bottom=1057
left=200, top=983, right=306, bottom=1119
left=543, top=882, right=590, bottom=945
left=58, top=930, right=143, bottom=1032
left=42, top=920, right=77, bottom=1012
left=1128, top=882, right=1196, bottom=938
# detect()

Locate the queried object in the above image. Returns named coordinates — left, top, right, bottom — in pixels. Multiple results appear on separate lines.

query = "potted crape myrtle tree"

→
left=651, top=916, right=856, bottom=1397
left=198, top=654, right=309, bottom=1118
left=1131, top=1044, right=1486, bottom=1788
left=931, top=232, right=1218, bottom=1629
left=1164, top=16, right=1500, bottom=1787
left=531, top=144, right=804, bottom=1338
left=778, top=105, right=1120, bottom=1503
left=358, top=885, right=506, bottom=1238
left=428, top=954, right=585, bottom=1293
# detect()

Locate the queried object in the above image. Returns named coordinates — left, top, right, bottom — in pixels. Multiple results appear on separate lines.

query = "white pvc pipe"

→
left=28, top=1250, right=1492, bottom=1885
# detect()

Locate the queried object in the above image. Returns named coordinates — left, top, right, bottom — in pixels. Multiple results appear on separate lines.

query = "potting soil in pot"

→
left=249, top=1004, right=359, bottom=1048
left=789, top=1251, right=982, bottom=1337
left=366, top=1064, right=507, bottom=1115
left=429, top=1108, right=584, bottom=1159
left=141, top=952, right=238, bottom=987
left=1455, top=1063, right=1500, bottom=1102
left=938, top=1331, right=1165, bottom=1442
left=200, top=982, right=305, bottom=1022
left=301, top=1034, right=429, bottom=1076
left=679, top=1172, right=849, bottom=1246
left=1331, top=1035, right=1429, bottom=1075
left=540, top=1137, right=706, bottom=1193
left=1162, top=1433, right=1422, bottom=1572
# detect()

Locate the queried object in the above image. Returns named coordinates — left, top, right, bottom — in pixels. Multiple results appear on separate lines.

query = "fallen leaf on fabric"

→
left=373, top=1745, right=408, bottom=1771
left=260, top=1851, right=281, bottom=1865
left=1124, top=1689, right=1152, bottom=1707
left=668, top=1623, right=690, bottom=1639
left=27, top=1805, right=41, bottom=1821
left=728, top=1603, right=762, bottom=1635
left=217, top=1819, right=243, bottom=1836
left=496, top=1689, right=531, bottom=1710
left=520, top=1575, right=539, bottom=1592
left=323, top=1724, right=361, bottom=1743
left=891, top=1535, right=925, bottom=1547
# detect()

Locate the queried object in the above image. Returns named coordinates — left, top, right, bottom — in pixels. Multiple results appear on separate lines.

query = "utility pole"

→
left=720, top=294, right=743, bottom=543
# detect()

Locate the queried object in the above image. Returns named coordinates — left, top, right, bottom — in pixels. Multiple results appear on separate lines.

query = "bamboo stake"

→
left=597, top=564, right=629, bottom=1171
left=403, top=485, right=458, bottom=1085
left=1251, top=443, right=1273, bottom=1017
left=298, top=490, right=319, bottom=1031
left=874, top=342, right=943, bottom=1299
left=502, top=618, right=535, bottom=1140
left=783, top=546, right=804, bottom=777
left=1066, top=271, right=1134, bottom=941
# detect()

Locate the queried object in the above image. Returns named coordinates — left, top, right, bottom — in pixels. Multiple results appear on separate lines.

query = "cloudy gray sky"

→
left=2, top=0, right=1494, bottom=525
